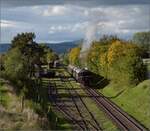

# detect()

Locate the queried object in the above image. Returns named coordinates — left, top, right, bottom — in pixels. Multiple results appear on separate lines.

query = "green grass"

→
left=100, top=80, right=150, bottom=129
left=0, top=80, right=10, bottom=107
left=147, top=64, right=150, bottom=71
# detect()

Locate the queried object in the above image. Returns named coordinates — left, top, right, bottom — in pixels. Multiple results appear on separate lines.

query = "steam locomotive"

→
left=67, top=65, right=103, bottom=87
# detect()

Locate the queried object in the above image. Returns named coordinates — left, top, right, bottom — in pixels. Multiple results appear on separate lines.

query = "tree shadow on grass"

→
left=91, top=77, right=110, bottom=89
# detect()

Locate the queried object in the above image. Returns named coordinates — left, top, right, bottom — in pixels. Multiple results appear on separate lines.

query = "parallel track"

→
left=49, top=67, right=147, bottom=131
left=60, top=71, right=102, bottom=130
left=48, top=81, right=85, bottom=130
left=81, top=85, right=147, bottom=131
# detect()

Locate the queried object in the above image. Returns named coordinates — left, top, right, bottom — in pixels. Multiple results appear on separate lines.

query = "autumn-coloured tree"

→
left=87, top=42, right=103, bottom=73
left=68, top=47, right=81, bottom=66
left=67, top=35, right=146, bottom=85
left=87, top=41, right=111, bottom=74
left=99, top=52, right=108, bottom=78
left=107, top=40, right=146, bottom=84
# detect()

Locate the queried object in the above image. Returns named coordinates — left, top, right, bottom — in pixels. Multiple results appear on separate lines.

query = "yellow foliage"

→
left=100, top=52, right=108, bottom=67
left=107, top=40, right=139, bottom=65
left=88, top=42, right=105, bottom=62
left=69, top=47, right=80, bottom=65
left=107, top=41, right=124, bottom=65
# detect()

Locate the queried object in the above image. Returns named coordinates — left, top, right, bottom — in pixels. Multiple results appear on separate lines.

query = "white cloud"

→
left=48, top=30, right=55, bottom=34
left=1, top=20, right=17, bottom=28
left=1, top=2, right=150, bottom=43
left=49, top=24, right=72, bottom=32
left=48, top=22, right=89, bottom=34
left=71, top=22, right=88, bottom=32
left=43, top=6, right=69, bottom=16
left=0, top=19, right=33, bottom=29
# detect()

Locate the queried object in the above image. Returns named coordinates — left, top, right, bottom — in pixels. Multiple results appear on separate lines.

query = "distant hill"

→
left=45, top=41, right=79, bottom=54
left=0, top=44, right=10, bottom=53
left=0, top=40, right=81, bottom=54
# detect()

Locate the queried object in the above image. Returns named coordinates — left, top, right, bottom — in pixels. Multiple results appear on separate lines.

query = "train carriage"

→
left=67, top=65, right=103, bottom=87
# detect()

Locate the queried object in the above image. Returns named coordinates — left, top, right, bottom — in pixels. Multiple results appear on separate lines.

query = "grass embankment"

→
left=100, top=80, right=150, bottom=129
left=0, top=79, right=41, bottom=129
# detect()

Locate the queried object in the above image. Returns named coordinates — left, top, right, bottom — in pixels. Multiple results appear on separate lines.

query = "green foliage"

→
left=0, top=80, right=10, bottom=108
left=11, top=32, right=35, bottom=49
left=87, top=41, right=109, bottom=74
left=86, top=37, right=146, bottom=85
left=132, top=31, right=150, bottom=57
left=66, top=35, right=146, bottom=85
left=86, top=35, right=117, bottom=74
left=2, top=32, right=59, bottom=93
left=9, top=33, right=43, bottom=78
left=61, top=53, right=69, bottom=65
left=39, top=44, right=53, bottom=64
left=107, top=41, right=146, bottom=84
left=4, top=47, right=28, bottom=82
left=47, top=51, right=58, bottom=63
left=99, top=35, right=120, bottom=45
left=0, top=54, right=5, bottom=70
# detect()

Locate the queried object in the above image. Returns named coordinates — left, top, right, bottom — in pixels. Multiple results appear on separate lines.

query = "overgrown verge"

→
left=0, top=77, right=72, bottom=130
left=0, top=79, right=44, bottom=129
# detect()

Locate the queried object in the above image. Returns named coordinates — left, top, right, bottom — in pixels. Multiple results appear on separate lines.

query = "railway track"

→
left=47, top=69, right=102, bottom=130
left=48, top=81, right=85, bottom=130
left=81, top=85, right=147, bottom=131
left=48, top=67, right=146, bottom=131
left=60, top=71, right=102, bottom=131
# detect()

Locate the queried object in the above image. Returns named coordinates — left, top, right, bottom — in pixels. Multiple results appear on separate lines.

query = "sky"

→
left=0, top=0, right=150, bottom=43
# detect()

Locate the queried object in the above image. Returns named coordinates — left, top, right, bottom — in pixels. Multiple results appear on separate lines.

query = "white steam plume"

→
left=81, top=22, right=98, bottom=52
left=81, top=9, right=106, bottom=53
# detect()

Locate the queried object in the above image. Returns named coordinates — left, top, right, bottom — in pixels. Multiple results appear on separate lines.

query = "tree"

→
left=60, top=53, right=69, bottom=65
left=68, top=47, right=81, bottom=66
left=47, top=51, right=58, bottom=64
left=39, top=44, right=53, bottom=64
left=0, top=54, right=5, bottom=71
left=107, top=40, right=146, bottom=84
left=87, top=42, right=103, bottom=73
left=11, top=32, right=35, bottom=49
left=4, top=47, right=28, bottom=85
left=132, top=31, right=150, bottom=58
left=86, top=37, right=113, bottom=74
left=10, top=33, right=46, bottom=77
left=99, top=35, right=119, bottom=45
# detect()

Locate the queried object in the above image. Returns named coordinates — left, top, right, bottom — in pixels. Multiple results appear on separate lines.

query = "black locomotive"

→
left=67, top=65, right=103, bottom=87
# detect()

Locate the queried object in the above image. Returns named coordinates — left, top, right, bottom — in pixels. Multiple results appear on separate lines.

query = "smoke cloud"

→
left=81, top=22, right=98, bottom=52
left=81, top=10, right=106, bottom=52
